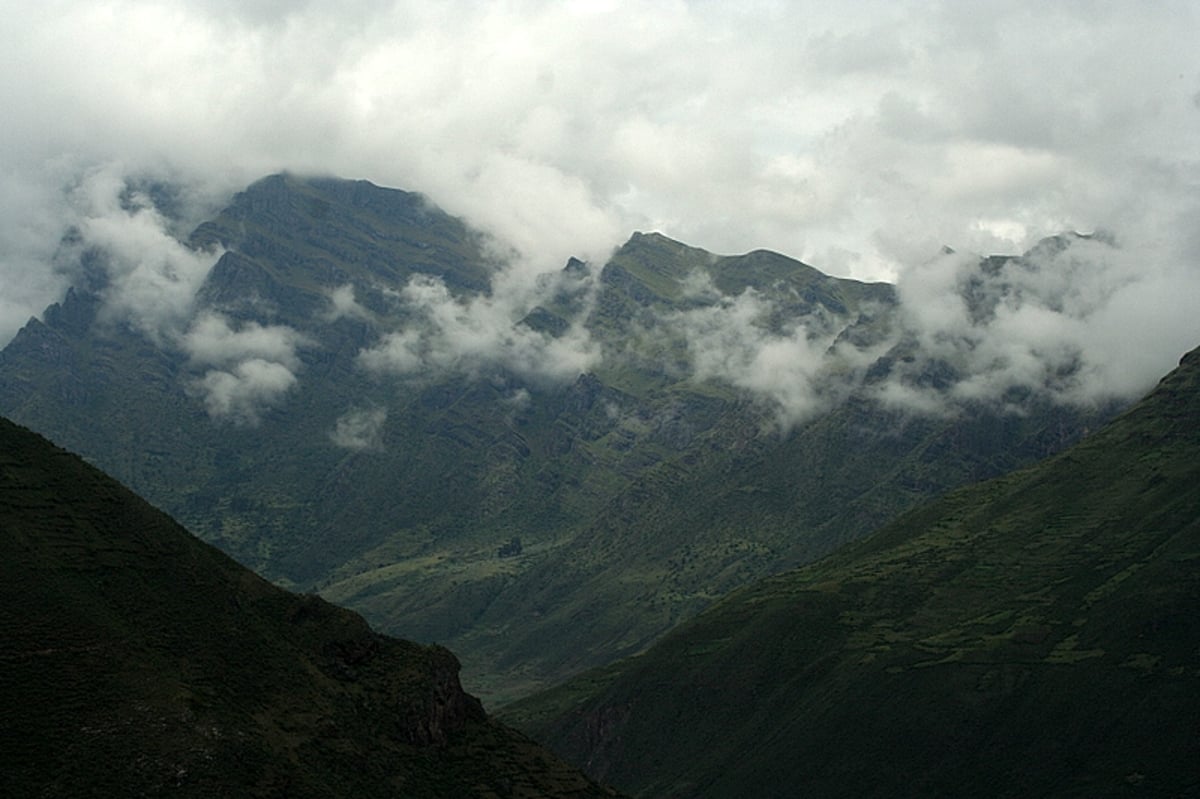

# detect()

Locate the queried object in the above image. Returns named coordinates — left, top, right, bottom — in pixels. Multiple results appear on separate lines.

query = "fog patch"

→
left=330, top=406, right=387, bottom=451
left=357, top=260, right=601, bottom=386
left=673, top=289, right=842, bottom=429
left=71, top=166, right=223, bottom=344
left=880, top=233, right=1200, bottom=411
left=183, top=311, right=309, bottom=423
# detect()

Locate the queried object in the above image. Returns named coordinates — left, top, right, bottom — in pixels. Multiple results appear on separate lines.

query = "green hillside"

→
left=504, top=346, right=1200, bottom=798
left=0, top=174, right=1117, bottom=702
left=0, top=416, right=616, bottom=798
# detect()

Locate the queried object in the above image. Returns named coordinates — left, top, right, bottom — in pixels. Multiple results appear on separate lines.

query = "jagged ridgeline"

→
left=0, top=417, right=617, bottom=797
left=504, top=346, right=1200, bottom=798
left=0, top=174, right=1120, bottom=702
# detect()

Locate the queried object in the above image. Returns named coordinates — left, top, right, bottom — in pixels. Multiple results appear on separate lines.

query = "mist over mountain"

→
left=4, top=3, right=1198, bottom=356
left=0, top=173, right=1179, bottom=701
left=505, top=345, right=1200, bottom=798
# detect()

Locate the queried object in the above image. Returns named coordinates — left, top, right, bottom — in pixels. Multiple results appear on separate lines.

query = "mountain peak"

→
left=191, top=173, right=495, bottom=309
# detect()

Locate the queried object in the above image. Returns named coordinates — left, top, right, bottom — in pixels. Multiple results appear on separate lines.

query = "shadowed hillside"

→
left=505, top=346, right=1200, bottom=798
left=0, top=416, right=617, bottom=798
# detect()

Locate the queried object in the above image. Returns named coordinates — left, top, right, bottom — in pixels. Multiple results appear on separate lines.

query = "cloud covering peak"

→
left=1, top=1, right=1197, bottom=407
left=884, top=233, right=1200, bottom=410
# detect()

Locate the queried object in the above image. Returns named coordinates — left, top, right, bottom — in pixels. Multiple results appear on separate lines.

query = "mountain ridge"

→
left=0, top=173, right=1128, bottom=702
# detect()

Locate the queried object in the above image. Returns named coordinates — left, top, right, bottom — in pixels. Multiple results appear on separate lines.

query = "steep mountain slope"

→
left=0, top=415, right=617, bottom=798
left=0, top=174, right=1117, bottom=702
left=504, top=346, right=1200, bottom=798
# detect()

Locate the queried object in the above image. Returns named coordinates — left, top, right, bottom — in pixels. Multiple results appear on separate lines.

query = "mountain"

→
left=502, top=346, right=1200, bottom=798
left=0, top=174, right=1119, bottom=702
left=0, top=415, right=617, bottom=798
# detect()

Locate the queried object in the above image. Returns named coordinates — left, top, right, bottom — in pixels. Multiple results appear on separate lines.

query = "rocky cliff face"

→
left=397, top=647, right=487, bottom=746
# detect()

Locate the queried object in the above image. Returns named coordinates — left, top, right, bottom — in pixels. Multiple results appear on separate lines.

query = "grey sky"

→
left=1, top=0, right=1198, bottom=403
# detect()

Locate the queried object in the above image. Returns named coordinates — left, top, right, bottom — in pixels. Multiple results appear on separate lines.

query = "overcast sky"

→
left=2, top=0, right=1199, bottom=398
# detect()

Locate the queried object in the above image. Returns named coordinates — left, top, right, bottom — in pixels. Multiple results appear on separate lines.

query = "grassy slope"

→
left=0, top=416, right=617, bottom=798
left=504, top=346, right=1200, bottom=798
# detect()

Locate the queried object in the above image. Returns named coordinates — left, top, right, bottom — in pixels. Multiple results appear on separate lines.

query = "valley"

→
left=1, top=173, right=1196, bottom=797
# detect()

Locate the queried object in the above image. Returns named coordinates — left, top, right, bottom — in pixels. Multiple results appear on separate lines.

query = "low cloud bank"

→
left=330, top=406, right=388, bottom=451
left=7, top=167, right=1197, bottom=432
left=357, top=263, right=601, bottom=386
left=660, top=233, right=1200, bottom=427
left=671, top=289, right=844, bottom=428
left=3, top=2, right=1196, bottom=426
left=884, top=234, right=1200, bottom=411
left=182, top=311, right=310, bottom=424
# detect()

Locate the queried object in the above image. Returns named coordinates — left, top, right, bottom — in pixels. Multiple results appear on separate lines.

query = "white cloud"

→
left=330, top=406, right=388, bottom=451
left=183, top=311, right=307, bottom=370
left=182, top=311, right=309, bottom=422
left=357, top=327, right=423, bottom=375
left=64, top=166, right=224, bottom=343
left=194, top=358, right=298, bottom=425
left=0, top=0, right=1197, bottom=407
left=671, top=289, right=841, bottom=428
left=357, top=270, right=600, bottom=385
left=325, top=284, right=370, bottom=321
left=884, top=232, right=1200, bottom=410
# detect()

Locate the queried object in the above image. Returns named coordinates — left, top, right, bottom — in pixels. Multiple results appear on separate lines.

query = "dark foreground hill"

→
left=0, top=174, right=1117, bottom=702
left=0, top=417, right=616, bottom=798
left=504, top=346, right=1200, bottom=798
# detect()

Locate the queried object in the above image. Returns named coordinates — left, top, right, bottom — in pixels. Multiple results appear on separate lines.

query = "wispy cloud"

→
left=330, top=406, right=388, bottom=451
left=182, top=311, right=310, bottom=424
left=883, top=233, right=1200, bottom=410
left=0, top=1, right=1196, bottom=409
left=357, top=266, right=601, bottom=385
left=67, top=166, right=224, bottom=344
left=671, top=288, right=841, bottom=428
left=658, top=232, right=1200, bottom=424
